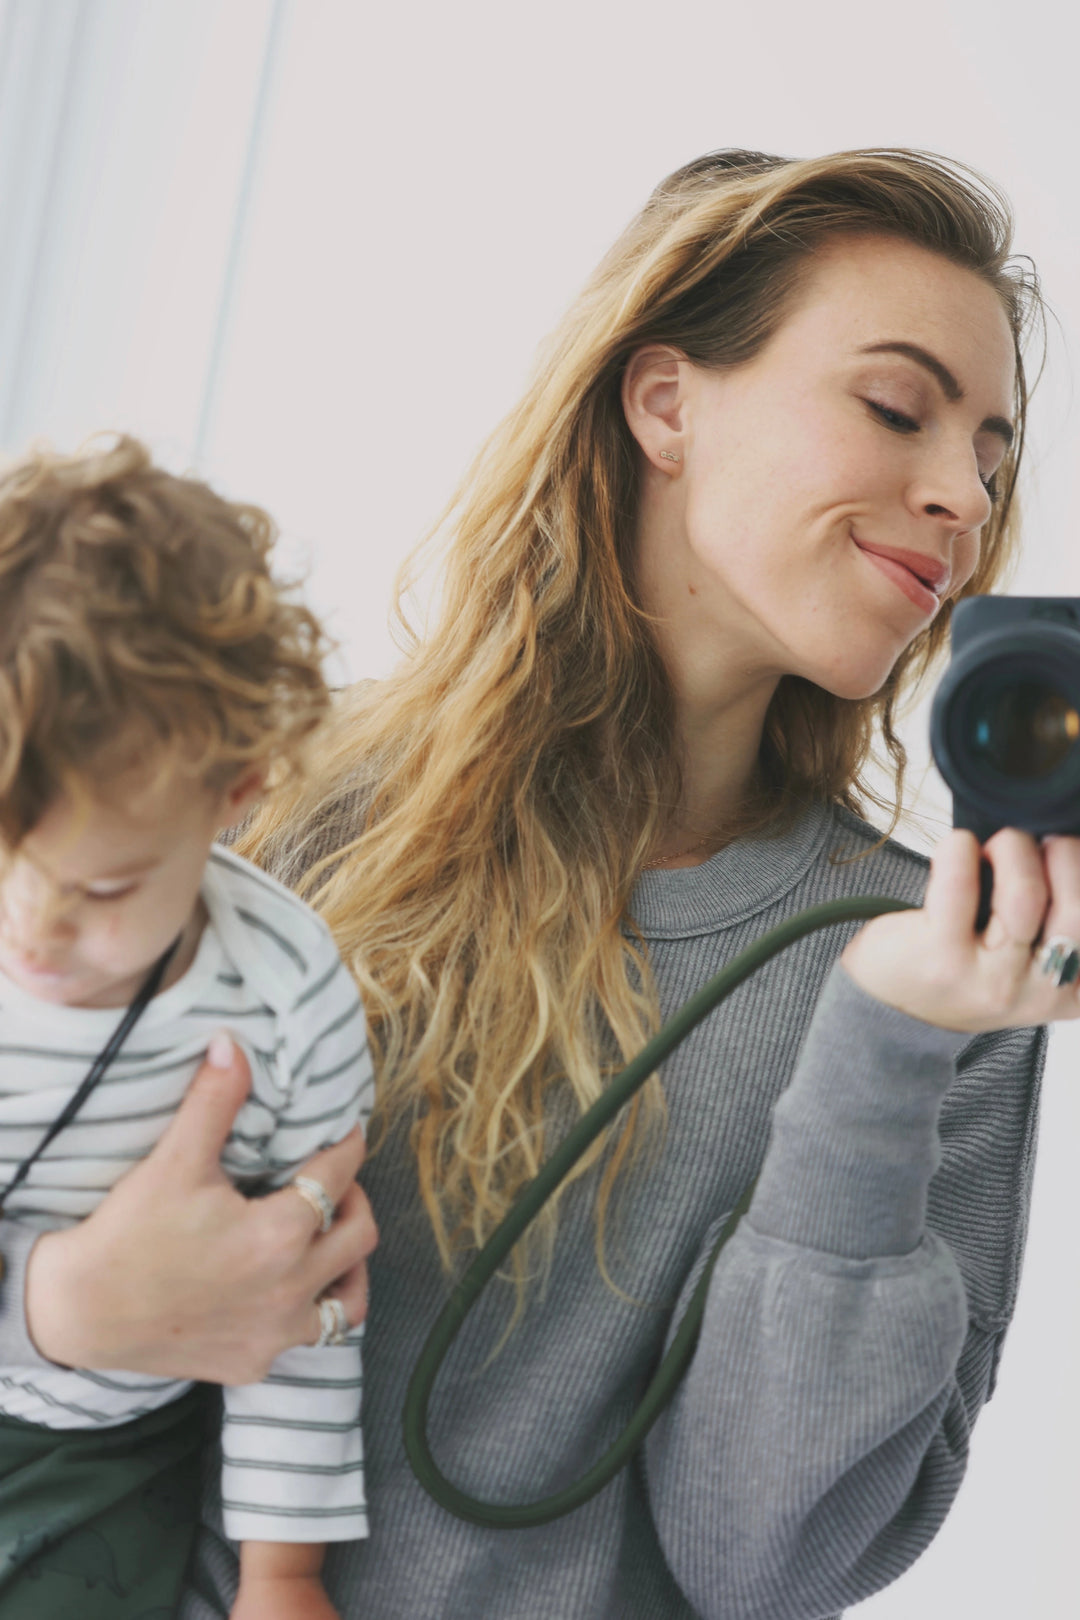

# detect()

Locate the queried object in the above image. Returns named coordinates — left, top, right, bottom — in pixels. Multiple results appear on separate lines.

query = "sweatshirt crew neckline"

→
left=630, top=797, right=834, bottom=937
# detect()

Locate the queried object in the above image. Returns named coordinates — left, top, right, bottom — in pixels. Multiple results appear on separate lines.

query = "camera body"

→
left=930, top=595, right=1080, bottom=843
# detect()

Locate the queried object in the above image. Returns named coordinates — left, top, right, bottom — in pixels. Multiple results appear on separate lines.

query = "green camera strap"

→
left=403, top=893, right=914, bottom=1528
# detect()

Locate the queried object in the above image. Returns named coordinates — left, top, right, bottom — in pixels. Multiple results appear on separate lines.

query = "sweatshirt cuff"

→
left=0, top=1224, right=57, bottom=1370
left=749, top=959, right=970, bottom=1259
left=224, top=1505, right=369, bottom=1545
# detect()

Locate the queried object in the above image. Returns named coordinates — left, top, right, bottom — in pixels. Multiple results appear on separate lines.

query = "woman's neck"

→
left=645, top=683, right=778, bottom=868
left=631, top=491, right=784, bottom=867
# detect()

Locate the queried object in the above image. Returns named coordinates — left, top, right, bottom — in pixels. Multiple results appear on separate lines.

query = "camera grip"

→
left=975, top=854, right=994, bottom=932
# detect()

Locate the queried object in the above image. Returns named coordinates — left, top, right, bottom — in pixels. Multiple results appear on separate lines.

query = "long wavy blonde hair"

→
left=238, top=148, right=1043, bottom=1306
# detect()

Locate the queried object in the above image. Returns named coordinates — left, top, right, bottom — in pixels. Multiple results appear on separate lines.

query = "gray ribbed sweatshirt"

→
left=0, top=800, right=1047, bottom=1619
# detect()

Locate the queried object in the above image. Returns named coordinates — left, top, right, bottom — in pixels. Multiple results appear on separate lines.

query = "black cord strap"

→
left=0, top=935, right=182, bottom=1214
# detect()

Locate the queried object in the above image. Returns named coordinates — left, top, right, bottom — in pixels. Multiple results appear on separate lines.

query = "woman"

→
left=4, top=149, right=1075, bottom=1619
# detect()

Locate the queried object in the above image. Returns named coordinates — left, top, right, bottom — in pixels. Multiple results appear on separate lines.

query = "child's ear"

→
left=216, top=766, right=267, bottom=832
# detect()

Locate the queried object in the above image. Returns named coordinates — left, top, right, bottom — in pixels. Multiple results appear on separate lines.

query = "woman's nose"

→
left=915, top=448, right=993, bottom=532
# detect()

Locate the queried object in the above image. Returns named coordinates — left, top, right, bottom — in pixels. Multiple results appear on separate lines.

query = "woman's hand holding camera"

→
left=841, top=826, right=1080, bottom=1035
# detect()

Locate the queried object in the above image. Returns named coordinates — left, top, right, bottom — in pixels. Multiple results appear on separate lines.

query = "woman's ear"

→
left=216, top=765, right=267, bottom=832
left=621, top=345, right=688, bottom=473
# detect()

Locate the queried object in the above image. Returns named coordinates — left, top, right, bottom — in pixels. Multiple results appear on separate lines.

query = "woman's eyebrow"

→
left=857, top=340, right=1014, bottom=447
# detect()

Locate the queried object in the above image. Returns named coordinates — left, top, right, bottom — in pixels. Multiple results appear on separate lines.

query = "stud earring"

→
left=659, top=450, right=680, bottom=463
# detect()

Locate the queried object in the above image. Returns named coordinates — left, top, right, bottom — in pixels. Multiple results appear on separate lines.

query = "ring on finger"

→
left=1035, top=934, right=1080, bottom=989
left=314, top=1295, right=350, bottom=1348
left=290, top=1174, right=336, bottom=1235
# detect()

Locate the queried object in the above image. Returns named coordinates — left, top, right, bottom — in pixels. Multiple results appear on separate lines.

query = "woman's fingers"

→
left=846, top=825, right=1080, bottom=1034
left=977, top=827, right=1049, bottom=951
left=301, top=1182, right=375, bottom=1346
left=1037, top=836, right=1080, bottom=954
left=278, top=1176, right=377, bottom=1347
left=306, top=1259, right=371, bottom=1347
left=295, top=1124, right=367, bottom=1209
left=149, top=1032, right=252, bottom=1183
left=305, top=1180, right=378, bottom=1295
left=265, top=1125, right=368, bottom=1246
left=920, top=828, right=984, bottom=948
left=921, top=827, right=1049, bottom=955
left=326, top=1256, right=370, bottom=1327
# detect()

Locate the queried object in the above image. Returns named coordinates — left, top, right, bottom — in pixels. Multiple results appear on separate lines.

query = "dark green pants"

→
left=0, top=1382, right=216, bottom=1620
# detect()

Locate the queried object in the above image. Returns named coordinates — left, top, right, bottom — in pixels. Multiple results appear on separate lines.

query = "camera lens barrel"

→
left=930, top=620, right=1080, bottom=836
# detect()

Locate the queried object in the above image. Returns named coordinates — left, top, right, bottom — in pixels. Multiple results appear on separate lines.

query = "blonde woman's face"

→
left=657, top=234, right=1016, bottom=701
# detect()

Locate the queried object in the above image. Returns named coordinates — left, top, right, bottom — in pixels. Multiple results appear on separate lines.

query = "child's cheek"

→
left=95, top=910, right=135, bottom=969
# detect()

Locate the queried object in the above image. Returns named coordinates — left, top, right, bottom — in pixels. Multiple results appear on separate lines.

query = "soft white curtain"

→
left=0, top=0, right=283, bottom=462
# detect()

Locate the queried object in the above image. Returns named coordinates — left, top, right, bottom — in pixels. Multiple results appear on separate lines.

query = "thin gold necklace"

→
left=641, top=835, right=717, bottom=870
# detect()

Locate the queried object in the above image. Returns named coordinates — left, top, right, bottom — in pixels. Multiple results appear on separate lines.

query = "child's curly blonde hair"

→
left=0, top=434, right=331, bottom=848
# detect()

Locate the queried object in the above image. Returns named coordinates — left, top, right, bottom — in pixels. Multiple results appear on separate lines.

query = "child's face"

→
left=0, top=763, right=260, bottom=1009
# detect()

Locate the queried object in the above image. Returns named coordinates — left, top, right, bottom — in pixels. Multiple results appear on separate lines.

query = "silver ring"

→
left=314, top=1295, right=350, bottom=1348
left=291, top=1175, right=335, bottom=1235
left=1035, top=935, right=1080, bottom=989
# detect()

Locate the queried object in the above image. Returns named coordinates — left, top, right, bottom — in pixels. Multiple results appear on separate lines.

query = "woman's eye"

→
left=865, top=396, right=1001, bottom=507
left=866, top=400, right=919, bottom=433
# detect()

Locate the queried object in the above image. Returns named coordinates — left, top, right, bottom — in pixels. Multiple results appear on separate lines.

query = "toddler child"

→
left=0, top=437, right=372, bottom=1619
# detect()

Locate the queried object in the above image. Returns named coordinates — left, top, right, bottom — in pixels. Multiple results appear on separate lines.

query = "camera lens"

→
left=930, top=615, right=1080, bottom=836
left=967, top=679, right=1080, bottom=780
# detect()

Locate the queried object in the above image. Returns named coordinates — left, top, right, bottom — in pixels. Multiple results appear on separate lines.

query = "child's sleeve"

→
left=221, top=940, right=375, bottom=1544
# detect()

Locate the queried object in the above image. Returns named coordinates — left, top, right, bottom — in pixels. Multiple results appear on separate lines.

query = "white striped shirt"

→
left=0, top=843, right=374, bottom=1544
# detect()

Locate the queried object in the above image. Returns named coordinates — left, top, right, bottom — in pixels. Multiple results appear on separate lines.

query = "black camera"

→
left=931, top=596, right=1080, bottom=840
left=930, top=596, right=1080, bottom=925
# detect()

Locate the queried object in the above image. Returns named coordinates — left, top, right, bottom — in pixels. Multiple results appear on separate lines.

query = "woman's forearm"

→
left=643, top=964, right=967, bottom=1618
left=644, top=962, right=1044, bottom=1620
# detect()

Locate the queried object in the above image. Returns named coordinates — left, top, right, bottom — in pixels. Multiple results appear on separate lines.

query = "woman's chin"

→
left=808, top=657, right=897, bottom=702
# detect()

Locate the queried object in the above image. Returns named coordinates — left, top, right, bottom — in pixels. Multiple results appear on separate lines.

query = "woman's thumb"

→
left=151, top=1032, right=251, bottom=1179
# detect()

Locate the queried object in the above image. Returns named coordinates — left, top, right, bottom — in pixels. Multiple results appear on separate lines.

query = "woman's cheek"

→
left=951, top=531, right=982, bottom=595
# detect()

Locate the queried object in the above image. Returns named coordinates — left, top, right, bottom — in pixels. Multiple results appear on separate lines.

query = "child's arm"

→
left=220, top=940, right=372, bottom=1578
left=232, top=1541, right=338, bottom=1620
left=220, top=1331, right=366, bottom=1545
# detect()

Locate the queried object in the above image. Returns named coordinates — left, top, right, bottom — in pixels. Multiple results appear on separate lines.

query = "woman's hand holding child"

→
left=25, top=1036, right=376, bottom=1378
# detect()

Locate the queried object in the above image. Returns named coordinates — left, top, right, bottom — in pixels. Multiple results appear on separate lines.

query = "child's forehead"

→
left=17, top=766, right=215, bottom=874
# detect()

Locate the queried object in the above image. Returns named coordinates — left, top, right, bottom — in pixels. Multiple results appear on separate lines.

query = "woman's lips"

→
left=854, top=542, right=941, bottom=615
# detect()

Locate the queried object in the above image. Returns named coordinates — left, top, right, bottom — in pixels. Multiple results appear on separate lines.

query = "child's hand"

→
left=233, top=1541, right=339, bottom=1620
left=231, top=1572, right=341, bottom=1620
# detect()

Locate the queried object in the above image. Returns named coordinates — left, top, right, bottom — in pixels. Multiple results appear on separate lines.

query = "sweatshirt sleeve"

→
left=644, top=958, right=1046, bottom=1620
left=220, top=940, right=374, bottom=1545
left=221, top=1333, right=367, bottom=1545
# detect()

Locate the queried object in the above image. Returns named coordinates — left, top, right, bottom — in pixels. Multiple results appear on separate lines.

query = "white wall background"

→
left=0, top=0, right=1076, bottom=1612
